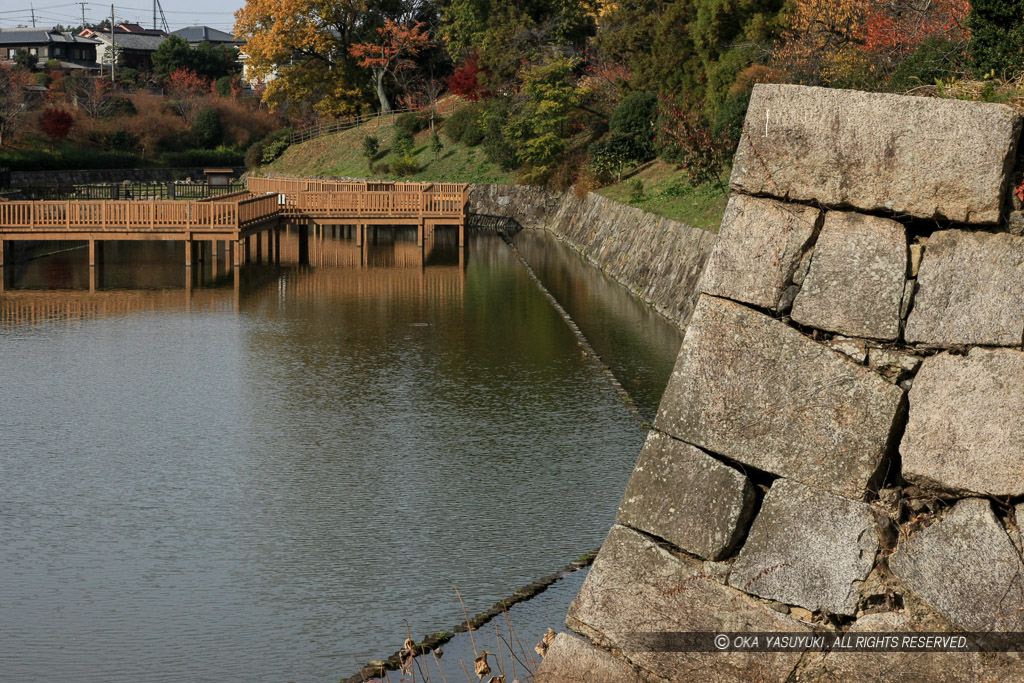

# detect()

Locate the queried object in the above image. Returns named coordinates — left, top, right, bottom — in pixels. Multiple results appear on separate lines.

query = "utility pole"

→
left=152, top=0, right=156, bottom=32
left=30, top=4, right=36, bottom=27
left=110, top=4, right=115, bottom=85
left=81, top=2, right=87, bottom=29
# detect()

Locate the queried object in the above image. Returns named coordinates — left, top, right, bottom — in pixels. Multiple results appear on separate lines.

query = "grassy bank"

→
left=261, top=112, right=728, bottom=230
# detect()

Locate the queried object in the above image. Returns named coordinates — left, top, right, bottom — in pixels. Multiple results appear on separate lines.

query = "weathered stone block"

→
left=904, top=229, right=1024, bottom=347
left=655, top=295, right=905, bottom=500
left=868, top=347, right=922, bottom=384
left=799, top=611, right=1022, bottom=682
left=567, top=524, right=810, bottom=682
left=828, top=336, right=867, bottom=364
left=900, top=348, right=1024, bottom=496
left=617, top=431, right=756, bottom=561
left=731, top=84, right=1021, bottom=223
left=791, top=211, right=907, bottom=340
left=889, top=498, right=1024, bottom=632
left=699, top=194, right=821, bottom=311
left=533, top=633, right=644, bottom=683
left=728, top=479, right=879, bottom=615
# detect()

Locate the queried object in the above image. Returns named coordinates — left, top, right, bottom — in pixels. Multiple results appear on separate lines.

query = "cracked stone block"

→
left=728, top=479, right=880, bottom=616
left=828, top=336, right=868, bottom=364
left=699, top=194, right=821, bottom=311
left=901, top=348, right=1024, bottom=496
left=656, top=295, right=905, bottom=500
left=617, top=431, right=756, bottom=561
left=567, top=524, right=810, bottom=682
left=868, top=347, right=922, bottom=384
left=731, top=84, right=1021, bottom=223
left=904, top=229, right=1024, bottom=347
left=533, top=633, right=644, bottom=683
left=909, top=243, right=924, bottom=277
left=889, top=498, right=1024, bottom=632
left=799, top=611, right=1022, bottom=682
left=791, top=211, right=907, bottom=340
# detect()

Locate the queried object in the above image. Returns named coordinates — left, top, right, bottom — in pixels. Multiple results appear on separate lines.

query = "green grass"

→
left=263, top=116, right=514, bottom=184
left=596, top=160, right=729, bottom=232
left=262, top=108, right=727, bottom=231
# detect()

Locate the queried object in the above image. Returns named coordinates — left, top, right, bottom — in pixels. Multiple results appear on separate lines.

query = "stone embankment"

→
left=469, top=186, right=717, bottom=327
left=536, top=84, right=1024, bottom=681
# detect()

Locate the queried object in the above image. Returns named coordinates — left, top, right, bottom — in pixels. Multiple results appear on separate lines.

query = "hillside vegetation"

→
left=260, top=110, right=729, bottom=231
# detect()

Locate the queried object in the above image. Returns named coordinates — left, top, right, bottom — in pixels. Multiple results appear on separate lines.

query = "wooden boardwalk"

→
left=0, top=176, right=469, bottom=270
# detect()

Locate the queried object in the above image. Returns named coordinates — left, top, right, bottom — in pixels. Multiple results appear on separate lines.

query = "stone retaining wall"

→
left=469, top=185, right=717, bottom=326
left=538, top=84, right=1024, bottom=681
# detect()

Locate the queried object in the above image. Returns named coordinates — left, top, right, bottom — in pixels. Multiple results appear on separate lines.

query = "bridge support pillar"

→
left=245, top=236, right=251, bottom=264
left=356, top=223, right=363, bottom=247
left=184, top=239, right=193, bottom=268
left=267, top=229, right=275, bottom=263
left=459, top=222, right=465, bottom=248
left=0, top=239, right=5, bottom=269
left=274, top=228, right=280, bottom=264
left=234, top=239, right=243, bottom=268
left=88, top=238, right=98, bottom=267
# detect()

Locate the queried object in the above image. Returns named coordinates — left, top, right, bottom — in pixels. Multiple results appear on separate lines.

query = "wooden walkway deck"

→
left=0, top=176, right=469, bottom=269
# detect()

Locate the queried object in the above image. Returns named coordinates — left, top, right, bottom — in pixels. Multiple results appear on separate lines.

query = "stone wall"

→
left=469, top=185, right=717, bottom=327
left=538, top=84, right=1024, bottom=681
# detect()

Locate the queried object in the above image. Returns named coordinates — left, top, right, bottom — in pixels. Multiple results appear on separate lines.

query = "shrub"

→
left=108, top=129, right=138, bottom=150
left=587, top=134, right=635, bottom=182
left=480, top=99, right=518, bottom=171
left=389, top=153, right=419, bottom=176
left=245, top=139, right=264, bottom=169
left=608, top=91, right=657, bottom=162
left=160, top=147, right=243, bottom=167
left=391, top=126, right=415, bottom=156
left=362, top=134, right=379, bottom=162
left=656, top=94, right=729, bottom=187
left=394, top=110, right=431, bottom=135
left=214, top=75, right=241, bottom=97
left=193, top=108, right=224, bottom=148
left=629, top=179, right=645, bottom=203
left=443, top=103, right=482, bottom=144
left=711, top=89, right=750, bottom=154
left=968, top=0, right=1024, bottom=74
left=38, top=108, right=74, bottom=148
left=889, top=36, right=966, bottom=91
left=101, top=95, right=137, bottom=119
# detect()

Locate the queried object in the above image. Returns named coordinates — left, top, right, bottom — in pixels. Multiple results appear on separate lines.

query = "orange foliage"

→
left=863, top=0, right=969, bottom=60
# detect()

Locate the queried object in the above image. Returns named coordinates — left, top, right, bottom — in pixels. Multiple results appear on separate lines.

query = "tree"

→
left=63, top=72, right=112, bottom=117
left=14, top=48, right=38, bottom=71
left=166, top=68, right=210, bottom=125
left=446, top=54, right=485, bottom=100
left=153, top=36, right=241, bottom=82
left=193, top=108, right=224, bottom=148
left=234, top=0, right=386, bottom=116
left=0, top=63, right=32, bottom=147
left=968, top=0, right=1024, bottom=73
left=38, top=108, right=74, bottom=150
left=351, top=20, right=433, bottom=113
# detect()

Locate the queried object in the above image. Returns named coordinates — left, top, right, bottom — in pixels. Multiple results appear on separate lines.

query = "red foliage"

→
left=350, top=20, right=432, bottom=72
left=446, top=56, right=485, bottom=101
left=38, top=107, right=74, bottom=146
left=165, top=68, right=210, bottom=125
left=655, top=94, right=728, bottom=187
left=863, top=0, right=969, bottom=59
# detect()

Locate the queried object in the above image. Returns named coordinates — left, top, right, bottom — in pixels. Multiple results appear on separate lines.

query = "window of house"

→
left=54, top=47, right=62, bottom=57
left=29, top=48, right=37, bottom=56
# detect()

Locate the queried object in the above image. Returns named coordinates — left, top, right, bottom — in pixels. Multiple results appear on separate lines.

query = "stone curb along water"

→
left=537, top=84, right=1024, bottom=681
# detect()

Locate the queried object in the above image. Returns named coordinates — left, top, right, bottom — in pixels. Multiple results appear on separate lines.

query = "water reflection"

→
left=0, top=224, right=676, bottom=681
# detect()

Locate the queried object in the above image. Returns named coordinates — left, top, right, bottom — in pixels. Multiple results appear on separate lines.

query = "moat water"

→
left=0, top=225, right=683, bottom=681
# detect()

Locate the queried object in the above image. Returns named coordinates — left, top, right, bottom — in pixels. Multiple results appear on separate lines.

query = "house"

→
left=80, top=24, right=168, bottom=71
left=0, top=28, right=99, bottom=69
left=171, top=26, right=242, bottom=48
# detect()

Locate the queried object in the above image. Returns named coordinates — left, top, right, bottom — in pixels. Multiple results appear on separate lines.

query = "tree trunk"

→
left=374, top=68, right=391, bottom=114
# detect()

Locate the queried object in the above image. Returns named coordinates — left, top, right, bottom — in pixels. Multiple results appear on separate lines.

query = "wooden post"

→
left=459, top=220, right=465, bottom=248
left=356, top=223, right=363, bottom=247
left=234, top=239, right=243, bottom=268
left=417, top=221, right=423, bottom=247
left=89, top=238, right=96, bottom=267
left=0, top=239, right=5, bottom=269
left=274, top=228, right=280, bottom=264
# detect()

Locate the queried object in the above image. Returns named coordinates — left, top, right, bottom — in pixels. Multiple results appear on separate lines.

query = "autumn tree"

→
left=166, top=68, right=210, bottom=125
left=351, top=20, right=433, bottom=113
left=234, top=0, right=383, bottom=116
left=38, top=108, right=74, bottom=150
left=0, top=63, right=31, bottom=147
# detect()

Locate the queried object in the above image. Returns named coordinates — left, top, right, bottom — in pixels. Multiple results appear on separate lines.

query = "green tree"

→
left=968, top=0, right=1024, bottom=73
left=14, top=48, right=38, bottom=71
left=193, top=108, right=224, bottom=148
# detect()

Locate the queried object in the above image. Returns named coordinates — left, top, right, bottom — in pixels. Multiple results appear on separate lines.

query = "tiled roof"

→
left=171, top=26, right=237, bottom=43
left=0, top=28, right=98, bottom=46
left=90, top=31, right=167, bottom=51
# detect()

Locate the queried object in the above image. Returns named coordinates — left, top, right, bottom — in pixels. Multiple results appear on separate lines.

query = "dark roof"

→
left=171, top=26, right=238, bottom=44
left=0, top=28, right=98, bottom=46
left=90, top=31, right=167, bottom=51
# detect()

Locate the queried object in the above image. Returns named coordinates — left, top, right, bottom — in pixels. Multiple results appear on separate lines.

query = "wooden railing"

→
left=250, top=176, right=469, bottom=220
left=0, top=198, right=279, bottom=231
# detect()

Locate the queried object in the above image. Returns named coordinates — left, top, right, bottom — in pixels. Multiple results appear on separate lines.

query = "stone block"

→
left=868, top=347, right=922, bottom=384
left=828, top=336, right=867, bottom=364
left=567, top=524, right=810, bottom=682
left=533, top=633, right=644, bottom=683
left=791, top=211, right=907, bottom=340
left=730, top=84, right=1021, bottom=223
left=617, top=431, right=756, bottom=561
left=889, top=498, right=1024, bottom=632
left=909, top=243, right=924, bottom=277
left=901, top=348, right=1024, bottom=496
left=798, top=611, right=1022, bottom=682
left=728, top=479, right=879, bottom=615
left=655, top=295, right=905, bottom=500
left=904, top=229, right=1024, bottom=347
left=699, top=194, right=821, bottom=311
